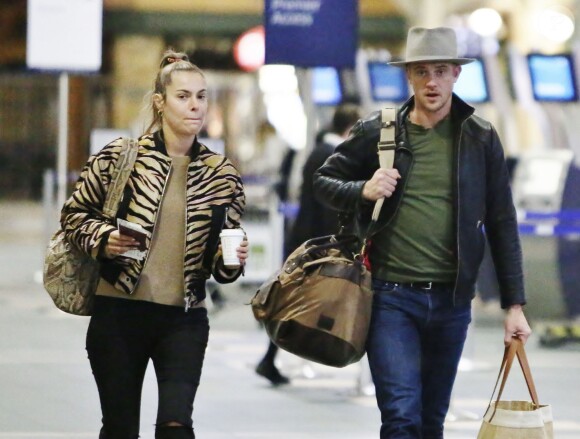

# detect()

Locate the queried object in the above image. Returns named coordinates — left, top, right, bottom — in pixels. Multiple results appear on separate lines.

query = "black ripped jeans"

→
left=86, top=296, right=209, bottom=439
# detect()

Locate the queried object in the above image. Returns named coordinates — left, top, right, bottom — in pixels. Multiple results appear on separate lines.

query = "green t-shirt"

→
left=371, top=116, right=457, bottom=283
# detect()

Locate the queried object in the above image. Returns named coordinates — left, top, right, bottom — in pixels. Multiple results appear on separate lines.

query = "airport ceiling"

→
left=2, top=0, right=574, bottom=67
left=0, top=0, right=409, bottom=68
left=102, top=1, right=408, bottom=42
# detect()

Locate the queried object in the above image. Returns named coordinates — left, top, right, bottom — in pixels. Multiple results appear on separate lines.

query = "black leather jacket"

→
left=313, top=95, right=525, bottom=308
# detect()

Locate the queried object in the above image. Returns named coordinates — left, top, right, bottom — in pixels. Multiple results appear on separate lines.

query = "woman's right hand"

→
left=104, top=230, right=139, bottom=259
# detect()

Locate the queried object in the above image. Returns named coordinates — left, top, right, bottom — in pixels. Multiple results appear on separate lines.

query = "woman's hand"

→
left=237, top=238, right=249, bottom=266
left=104, top=230, right=139, bottom=259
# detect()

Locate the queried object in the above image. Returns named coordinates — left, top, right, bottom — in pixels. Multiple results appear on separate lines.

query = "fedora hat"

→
left=389, top=27, right=474, bottom=67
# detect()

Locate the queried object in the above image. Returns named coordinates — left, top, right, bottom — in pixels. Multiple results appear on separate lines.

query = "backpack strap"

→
left=360, top=108, right=397, bottom=266
left=371, top=107, right=396, bottom=222
left=102, top=138, right=139, bottom=220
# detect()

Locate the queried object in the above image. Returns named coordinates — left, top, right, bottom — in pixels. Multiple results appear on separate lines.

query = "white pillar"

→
left=56, top=72, right=69, bottom=211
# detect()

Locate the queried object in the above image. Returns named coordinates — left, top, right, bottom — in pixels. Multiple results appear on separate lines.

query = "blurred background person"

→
left=286, top=103, right=362, bottom=250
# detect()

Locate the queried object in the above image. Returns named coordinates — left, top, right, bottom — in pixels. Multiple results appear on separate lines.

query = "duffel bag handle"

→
left=284, top=234, right=359, bottom=273
left=302, top=255, right=354, bottom=271
left=303, top=234, right=359, bottom=250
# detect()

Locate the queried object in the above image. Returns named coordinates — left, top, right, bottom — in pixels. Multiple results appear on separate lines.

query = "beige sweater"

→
left=97, top=156, right=205, bottom=308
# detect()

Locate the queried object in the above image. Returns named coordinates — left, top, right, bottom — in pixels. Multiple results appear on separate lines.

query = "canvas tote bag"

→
left=477, top=338, right=553, bottom=439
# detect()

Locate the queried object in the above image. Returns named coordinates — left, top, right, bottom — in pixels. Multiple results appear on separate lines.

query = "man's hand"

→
left=362, top=168, right=401, bottom=201
left=504, top=304, right=532, bottom=345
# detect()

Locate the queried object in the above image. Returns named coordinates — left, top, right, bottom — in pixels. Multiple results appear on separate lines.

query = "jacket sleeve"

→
left=60, top=141, right=122, bottom=259
left=211, top=165, right=246, bottom=283
left=313, top=115, right=378, bottom=214
left=483, top=127, right=526, bottom=308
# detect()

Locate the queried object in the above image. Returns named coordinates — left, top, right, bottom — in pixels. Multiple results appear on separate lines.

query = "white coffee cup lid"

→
left=220, top=229, right=244, bottom=237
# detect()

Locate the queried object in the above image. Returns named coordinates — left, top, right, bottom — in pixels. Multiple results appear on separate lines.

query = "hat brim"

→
left=389, top=57, right=475, bottom=67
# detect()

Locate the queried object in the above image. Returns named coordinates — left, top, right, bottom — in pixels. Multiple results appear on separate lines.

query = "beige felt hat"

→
left=389, top=27, right=475, bottom=67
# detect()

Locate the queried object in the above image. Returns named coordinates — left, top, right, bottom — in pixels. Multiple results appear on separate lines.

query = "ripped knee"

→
left=158, top=421, right=184, bottom=427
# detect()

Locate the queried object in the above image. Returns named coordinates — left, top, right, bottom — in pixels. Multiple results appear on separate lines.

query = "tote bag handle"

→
left=486, top=338, right=541, bottom=421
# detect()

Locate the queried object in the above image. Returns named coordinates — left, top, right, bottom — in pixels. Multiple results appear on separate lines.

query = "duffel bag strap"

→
left=285, top=234, right=359, bottom=272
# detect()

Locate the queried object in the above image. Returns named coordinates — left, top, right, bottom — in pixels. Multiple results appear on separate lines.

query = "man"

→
left=255, top=103, right=361, bottom=385
left=313, top=27, right=531, bottom=438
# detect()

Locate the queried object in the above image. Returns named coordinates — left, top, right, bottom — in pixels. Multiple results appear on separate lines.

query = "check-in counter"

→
left=512, top=150, right=580, bottom=320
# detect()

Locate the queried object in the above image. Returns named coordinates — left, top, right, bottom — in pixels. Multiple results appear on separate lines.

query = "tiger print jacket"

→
left=61, top=132, right=245, bottom=300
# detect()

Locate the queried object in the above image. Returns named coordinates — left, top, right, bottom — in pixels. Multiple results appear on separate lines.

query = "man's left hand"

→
left=504, top=304, right=532, bottom=345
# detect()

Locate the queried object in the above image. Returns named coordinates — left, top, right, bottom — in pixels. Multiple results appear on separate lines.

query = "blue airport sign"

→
left=264, top=0, right=358, bottom=68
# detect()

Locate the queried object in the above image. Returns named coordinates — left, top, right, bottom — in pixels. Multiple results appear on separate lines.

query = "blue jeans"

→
left=366, top=280, right=472, bottom=439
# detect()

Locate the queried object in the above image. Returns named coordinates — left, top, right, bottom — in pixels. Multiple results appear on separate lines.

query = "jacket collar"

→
left=153, top=130, right=201, bottom=160
left=398, top=93, right=475, bottom=127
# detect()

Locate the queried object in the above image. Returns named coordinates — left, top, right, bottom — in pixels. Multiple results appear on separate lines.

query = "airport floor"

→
left=1, top=201, right=579, bottom=439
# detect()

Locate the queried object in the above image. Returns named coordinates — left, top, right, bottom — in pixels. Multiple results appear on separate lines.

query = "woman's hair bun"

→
left=160, top=52, right=190, bottom=68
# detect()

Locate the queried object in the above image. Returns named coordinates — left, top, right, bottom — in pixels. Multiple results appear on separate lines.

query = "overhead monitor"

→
left=527, top=53, right=578, bottom=102
left=367, top=61, right=409, bottom=103
left=311, top=67, right=343, bottom=106
left=454, top=58, right=490, bottom=103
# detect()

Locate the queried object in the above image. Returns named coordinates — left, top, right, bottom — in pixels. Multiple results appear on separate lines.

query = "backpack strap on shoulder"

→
left=371, top=107, right=396, bottom=222
left=102, top=138, right=139, bottom=220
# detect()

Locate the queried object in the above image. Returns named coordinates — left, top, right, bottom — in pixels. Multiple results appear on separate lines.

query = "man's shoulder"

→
left=461, top=113, right=496, bottom=140
left=466, top=113, right=493, bottom=129
left=349, top=110, right=382, bottom=138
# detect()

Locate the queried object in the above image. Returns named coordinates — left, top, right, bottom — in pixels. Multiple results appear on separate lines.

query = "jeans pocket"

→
left=372, top=279, right=398, bottom=294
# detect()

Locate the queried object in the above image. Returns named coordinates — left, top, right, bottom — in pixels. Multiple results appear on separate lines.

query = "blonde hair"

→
left=144, top=49, right=205, bottom=134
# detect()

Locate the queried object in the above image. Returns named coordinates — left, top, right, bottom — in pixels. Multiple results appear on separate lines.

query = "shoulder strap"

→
left=102, top=138, right=139, bottom=219
left=371, top=107, right=397, bottom=222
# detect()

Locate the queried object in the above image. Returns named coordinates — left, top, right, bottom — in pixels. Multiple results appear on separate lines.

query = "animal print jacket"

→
left=61, top=132, right=245, bottom=301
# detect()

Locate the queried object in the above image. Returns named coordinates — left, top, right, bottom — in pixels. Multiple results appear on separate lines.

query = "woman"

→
left=61, top=50, right=247, bottom=439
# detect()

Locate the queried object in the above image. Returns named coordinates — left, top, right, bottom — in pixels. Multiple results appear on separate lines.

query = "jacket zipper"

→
left=183, top=162, right=199, bottom=311
left=451, top=119, right=467, bottom=304
left=183, top=165, right=189, bottom=305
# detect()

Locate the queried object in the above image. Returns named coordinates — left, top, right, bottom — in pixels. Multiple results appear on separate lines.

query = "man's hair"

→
left=331, top=103, right=361, bottom=135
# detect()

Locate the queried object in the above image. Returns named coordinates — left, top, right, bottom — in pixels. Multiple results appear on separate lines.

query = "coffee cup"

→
left=219, top=228, right=245, bottom=268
